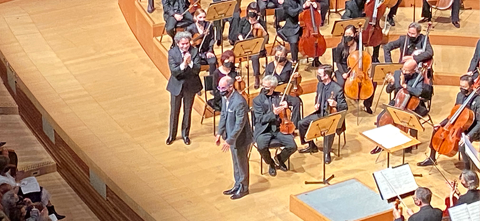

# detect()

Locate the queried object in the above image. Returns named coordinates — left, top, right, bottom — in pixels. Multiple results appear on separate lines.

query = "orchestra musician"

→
left=229, top=2, right=268, bottom=89
left=370, top=59, right=431, bottom=154
left=342, top=0, right=366, bottom=19
left=278, top=0, right=303, bottom=63
left=334, top=25, right=376, bottom=114
left=186, top=9, right=217, bottom=76
left=419, top=0, right=461, bottom=28
left=212, top=0, right=242, bottom=46
left=165, top=32, right=202, bottom=146
left=304, top=0, right=330, bottom=27
left=252, top=75, right=298, bottom=176
left=210, top=50, right=241, bottom=111
left=161, top=0, right=194, bottom=43
left=258, top=0, right=284, bottom=19
left=264, top=45, right=302, bottom=127
left=386, top=0, right=401, bottom=26
left=392, top=187, right=442, bottom=221
left=467, top=39, right=480, bottom=80
left=298, top=65, right=348, bottom=164
left=417, top=75, right=480, bottom=167
left=448, top=170, right=480, bottom=205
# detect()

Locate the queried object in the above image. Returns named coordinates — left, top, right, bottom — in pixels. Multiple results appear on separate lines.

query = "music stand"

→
left=304, top=110, right=347, bottom=185
left=233, top=37, right=265, bottom=105
left=331, top=17, right=369, bottom=36
left=371, top=63, right=403, bottom=113
left=206, top=0, right=238, bottom=53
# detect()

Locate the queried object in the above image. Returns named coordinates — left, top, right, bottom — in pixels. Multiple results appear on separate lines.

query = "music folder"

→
left=372, top=164, right=417, bottom=202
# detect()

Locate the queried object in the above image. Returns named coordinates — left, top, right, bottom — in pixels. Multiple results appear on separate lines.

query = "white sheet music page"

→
left=449, top=203, right=471, bottom=221
left=373, top=164, right=418, bottom=200
left=362, top=124, right=412, bottom=149
left=464, top=133, right=480, bottom=170
left=467, top=201, right=480, bottom=220
left=19, top=177, right=40, bottom=194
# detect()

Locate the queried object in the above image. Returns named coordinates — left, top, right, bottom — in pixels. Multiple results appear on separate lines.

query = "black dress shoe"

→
left=0, top=142, right=5, bottom=147
left=324, top=153, right=331, bottom=164
left=274, top=155, right=288, bottom=172
left=405, top=147, right=412, bottom=154
left=452, top=22, right=460, bottom=28
left=223, top=186, right=239, bottom=195
left=299, top=145, right=318, bottom=153
left=231, top=189, right=249, bottom=200
left=312, top=58, right=322, bottom=67
left=387, top=17, right=395, bottom=26
left=365, top=107, right=373, bottom=114
left=166, top=137, right=175, bottom=145
left=418, top=17, right=431, bottom=23
left=268, top=164, right=277, bottom=176
left=370, top=146, right=382, bottom=154
left=216, top=40, right=222, bottom=46
left=417, top=158, right=435, bottom=166
left=372, top=57, right=380, bottom=63
left=183, top=136, right=191, bottom=145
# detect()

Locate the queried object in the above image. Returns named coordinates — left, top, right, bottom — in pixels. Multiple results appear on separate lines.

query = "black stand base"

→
left=305, top=154, right=334, bottom=185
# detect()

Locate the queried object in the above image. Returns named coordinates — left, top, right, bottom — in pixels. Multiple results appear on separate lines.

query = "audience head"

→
left=461, top=170, right=479, bottom=190
left=317, top=64, right=334, bottom=83
left=274, top=45, right=288, bottom=64
left=218, top=76, right=234, bottom=97
left=414, top=187, right=432, bottom=206
left=1, top=191, right=19, bottom=218
left=220, top=50, right=235, bottom=69
left=174, top=31, right=192, bottom=52
left=262, top=75, right=278, bottom=96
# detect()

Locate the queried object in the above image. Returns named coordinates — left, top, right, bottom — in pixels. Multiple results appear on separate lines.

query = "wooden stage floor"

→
left=1, top=0, right=480, bottom=220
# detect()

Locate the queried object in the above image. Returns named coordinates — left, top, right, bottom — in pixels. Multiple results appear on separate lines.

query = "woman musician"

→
left=186, top=9, right=217, bottom=76
left=210, top=50, right=241, bottom=111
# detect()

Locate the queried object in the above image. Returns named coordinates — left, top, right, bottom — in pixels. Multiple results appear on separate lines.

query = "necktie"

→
left=320, top=86, right=326, bottom=116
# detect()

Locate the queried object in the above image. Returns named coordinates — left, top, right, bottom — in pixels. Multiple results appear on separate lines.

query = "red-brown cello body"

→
left=362, top=0, right=387, bottom=47
left=299, top=1, right=327, bottom=58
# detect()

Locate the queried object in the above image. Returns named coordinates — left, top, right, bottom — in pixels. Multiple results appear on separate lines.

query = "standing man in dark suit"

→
left=166, top=32, right=202, bottom=146
left=215, top=76, right=253, bottom=200
left=162, top=0, right=194, bottom=41
left=393, top=187, right=442, bottom=221
left=467, top=39, right=480, bottom=80
left=252, top=75, right=298, bottom=177
left=450, top=170, right=480, bottom=205
left=297, top=65, right=348, bottom=164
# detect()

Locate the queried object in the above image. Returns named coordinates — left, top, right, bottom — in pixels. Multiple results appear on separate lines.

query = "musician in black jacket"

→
left=419, top=0, right=461, bottom=28
left=162, top=0, right=194, bottom=41
left=253, top=75, right=298, bottom=177
left=393, top=187, right=442, bottom=221
left=186, top=9, right=217, bottom=76
left=298, top=65, right=348, bottom=164
left=342, top=0, right=366, bottom=19
left=417, top=75, right=480, bottom=167
left=451, top=170, right=480, bottom=205
left=278, top=0, right=303, bottom=63
left=371, top=59, right=429, bottom=154
left=467, top=39, right=480, bottom=80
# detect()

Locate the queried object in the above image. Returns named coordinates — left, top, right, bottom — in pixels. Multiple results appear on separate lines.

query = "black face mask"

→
left=461, top=88, right=470, bottom=95
left=275, top=56, right=287, bottom=63
left=409, top=36, right=418, bottom=43
left=344, top=36, right=354, bottom=43
left=404, top=73, right=414, bottom=80
left=198, top=20, right=206, bottom=26
left=248, top=12, right=257, bottom=18
left=220, top=89, right=230, bottom=97
left=224, top=61, right=234, bottom=69
left=262, top=88, right=271, bottom=95
left=317, top=75, right=322, bottom=82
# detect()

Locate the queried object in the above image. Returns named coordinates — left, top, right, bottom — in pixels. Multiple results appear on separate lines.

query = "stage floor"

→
left=0, top=0, right=478, bottom=220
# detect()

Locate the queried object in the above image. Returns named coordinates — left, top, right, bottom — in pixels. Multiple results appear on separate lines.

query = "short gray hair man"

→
left=262, top=75, right=278, bottom=88
left=174, top=31, right=192, bottom=44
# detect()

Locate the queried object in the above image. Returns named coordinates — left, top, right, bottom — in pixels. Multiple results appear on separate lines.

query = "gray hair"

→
left=263, top=75, right=278, bottom=88
left=222, top=76, right=234, bottom=87
left=415, top=187, right=432, bottom=204
left=408, top=22, right=422, bottom=33
left=274, top=45, right=287, bottom=56
left=1, top=190, right=18, bottom=217
left=174, top=31, right=192, bottom=44
left=462, top=170, right=479, bottom=190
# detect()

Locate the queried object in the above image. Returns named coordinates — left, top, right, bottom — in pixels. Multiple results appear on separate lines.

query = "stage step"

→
left=0, top=78, right=18, bottom=115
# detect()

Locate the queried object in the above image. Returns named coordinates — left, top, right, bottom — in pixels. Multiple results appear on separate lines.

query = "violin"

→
left=188, top=0, right=202, bottom=14
left=443, top=180, right=459, bottom=218
left=289, top=63, right=304, bottom=97
left=279, top=63, right=301, bottom=135
left=191, top=22, right=212, bottom=48
left=344, top=24, right=374, bottom=100
left=362, top=0, right=387, bottom=47
left=326, top=91, right=337, bottom=115
left=299, top=0, right=327, bottom=59
left=431, top=88, right=479, bottom=157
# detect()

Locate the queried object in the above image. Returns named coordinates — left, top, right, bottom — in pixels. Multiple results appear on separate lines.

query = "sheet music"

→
left=373, top=164, right=418, bottom=200
left=448, top=201, right=480, bottom=221
left=467, top=201, right=480, bottom=220
left=19, top=177, right=40, bottom=194
left=464, top=133, right=480, bottom=170
left=362, top=124, right=412, bottom=149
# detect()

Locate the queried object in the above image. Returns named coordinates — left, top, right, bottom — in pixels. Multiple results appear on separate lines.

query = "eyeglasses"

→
left=217, top=86, right=231, bottom=91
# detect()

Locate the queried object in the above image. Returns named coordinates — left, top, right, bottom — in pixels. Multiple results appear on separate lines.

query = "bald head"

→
left=219, top=76, right=234, bottom=88
left=403, top=59, right=417, bottom=73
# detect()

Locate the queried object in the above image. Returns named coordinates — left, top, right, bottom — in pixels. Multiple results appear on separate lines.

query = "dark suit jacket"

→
left=281, top=0, right=303, bottom=37
left=166, top=46, right=202, bottom=96
left=468, top=39, right=480, bottom=72
left=314, top=81, right=348, bottom=117
left=217, top=91, right=253, bottom=147
left=456, top=189, right=480, bottom=205
left=439, top=93, right=480, bottom=141
left=394, top=205, right=442, bottom=221
left=342, top=0, right=365, bottom=19
left=264, top=61, right=293, bottom=84
left=383, top=34, right=434, bottom=64
left=162, top=0, right=189, bottom=19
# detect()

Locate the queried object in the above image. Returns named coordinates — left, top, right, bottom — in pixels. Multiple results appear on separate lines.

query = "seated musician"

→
left=278, top=0, right=302, bottom=63
left=371, top=59, right=431, bottom=154
left=253, top=75, right=298, bottom=177
left=230, top=2, right=268, bottom=89
left=265, top=45, right=302, bottom=127
left=213, top=0, right=242, bottom=46
left=392, top=187, right=442, bottom=221
left=334, top=25, right=376, bottom=114
left=383, top=22, right=434, bottom=80
left=448, top=170, right=480, bottom=205
left=418, top=75, right=480, bottom=167
left=162, top=0, right=194, bottom=43
left=298, top=65, right=348, bottom=164
left=419, top=0, right=461, bottom=28
left=210, top=50, right=241, bottom=110
left=186, top=9, right=217, bottom=76
left=257, top=0, right=283, bottom=19
left=467, top=39, right=480, bottom=80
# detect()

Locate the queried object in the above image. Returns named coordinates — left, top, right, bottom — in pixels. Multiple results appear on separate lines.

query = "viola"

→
left=299, top=0, right=327, bottom=59
left=326, top=91, right=337, bottom=115
left=279, top=63, right=301, bottom=135
left=362, top=0, right=387, bottom=47
left=289, top=63, right=304, bottom=97
left=443, top=180, right=459, bottom=218
left=344, top=23, right=374, bottom=100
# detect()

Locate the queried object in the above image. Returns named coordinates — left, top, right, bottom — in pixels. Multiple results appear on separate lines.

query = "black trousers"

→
left=388, top=0, right=402, bottom=18
left=422, top=0, right=460, bottom=22
left=169, top=87, right=196, bottom=138
left=200, top=55, right=218, bottom=76
left=289, top=96, right=302, bottom=128
left=318, top=0, right=330, bottom=25
left=298, top=113, right=335, bottom=153
left=256, top=131, right=297, bottom=165
left=165, top=12, right=194, bottom=39
left=258, top=0, right=281, bottom=17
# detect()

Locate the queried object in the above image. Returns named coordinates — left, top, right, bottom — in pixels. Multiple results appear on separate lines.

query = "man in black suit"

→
left=418, top=75, right=480, bottom=167
left=166, top=32, right=202, bottom=146
left=467, top=39, right=480, bottom=80
left=393, top=187, right=442, bottom=221
left=451, top=170, right=480, bottom=205
left=297, top=65, right=348, bottom=164
left=252, top=75, right=298, bottom=177
left=419, top=0, right=461, bottom=28
left=215, top=76, right=253, bottom=200
left=162, top=0, right=194, bottom=40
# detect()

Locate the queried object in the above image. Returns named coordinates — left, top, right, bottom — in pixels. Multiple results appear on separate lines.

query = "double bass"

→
left=362, top=0, right=387, bottom=47
left=299, top=0, right=327, bottom=60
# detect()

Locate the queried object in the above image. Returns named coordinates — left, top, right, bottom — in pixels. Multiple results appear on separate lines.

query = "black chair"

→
left=200, top=75, right=220, bottom=135
left=248, top=107, right=291, bottom=175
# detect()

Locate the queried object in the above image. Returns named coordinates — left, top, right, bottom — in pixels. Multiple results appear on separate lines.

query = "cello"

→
left=362, top=0, right=387, bottom=47
left=427, top=0, right=455, bottom=10
left=299, top=0, right=327, bottom=61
